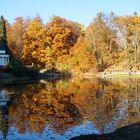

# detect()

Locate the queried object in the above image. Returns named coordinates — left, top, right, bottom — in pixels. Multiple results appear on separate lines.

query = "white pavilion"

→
left=0, top=47, right=9, bottom=67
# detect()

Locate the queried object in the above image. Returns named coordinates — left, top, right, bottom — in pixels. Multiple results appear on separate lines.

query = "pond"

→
left=0, top=77, right=140, bottom=140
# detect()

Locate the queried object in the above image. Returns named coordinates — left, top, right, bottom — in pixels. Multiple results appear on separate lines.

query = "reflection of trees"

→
left=7, top=78, right=140, bottom=135
left=0, top=106, right=9, bottom=139
left=9, top=82, right=84, bottom=134
left=94, top=78, right=140, bottom=133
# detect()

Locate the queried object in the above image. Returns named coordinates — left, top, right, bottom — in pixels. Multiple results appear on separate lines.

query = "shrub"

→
left=3, top=61, right=39, bottom=77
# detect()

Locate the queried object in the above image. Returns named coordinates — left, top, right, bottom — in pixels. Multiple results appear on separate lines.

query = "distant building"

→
left=0, top=47, right=9, bottom=67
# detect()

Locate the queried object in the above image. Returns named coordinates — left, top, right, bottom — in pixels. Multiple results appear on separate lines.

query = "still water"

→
left=0, top=77, right=140, bottom=140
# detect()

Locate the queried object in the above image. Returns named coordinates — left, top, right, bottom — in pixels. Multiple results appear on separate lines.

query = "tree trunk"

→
left=134, top=45, right=137, bottom=65
left=125, top=48, right=129, bottom=70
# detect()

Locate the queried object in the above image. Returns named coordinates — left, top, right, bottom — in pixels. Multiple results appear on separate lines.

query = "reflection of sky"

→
left=1, top=121, right=100, bottom=140
left=104, top=99, right=128, bottom=133
left=0, top=132, right=3, bottom=140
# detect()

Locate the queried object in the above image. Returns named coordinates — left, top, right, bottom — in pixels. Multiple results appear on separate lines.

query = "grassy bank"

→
left=96, top=72, right=140, bottom=78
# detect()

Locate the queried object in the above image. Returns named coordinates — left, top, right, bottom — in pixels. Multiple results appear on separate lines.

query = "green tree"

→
left=0, top=16, right=7, bottom=51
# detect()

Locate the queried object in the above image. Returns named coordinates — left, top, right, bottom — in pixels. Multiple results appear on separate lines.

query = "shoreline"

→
left=1, top=71, right=140, bottom=85
left=0, top=72, right=70, bottom=85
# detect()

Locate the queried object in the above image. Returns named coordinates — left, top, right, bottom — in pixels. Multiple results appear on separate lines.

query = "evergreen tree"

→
left=0, top=15, right=7, bottom=51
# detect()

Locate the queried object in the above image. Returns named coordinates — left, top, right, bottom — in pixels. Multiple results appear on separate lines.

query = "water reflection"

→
left=0, top=77, right=140, bottom=139
left=0, top=90, right=10, bottom=140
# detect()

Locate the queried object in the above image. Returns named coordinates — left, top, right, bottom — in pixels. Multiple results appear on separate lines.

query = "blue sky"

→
left=1, top=0, right=140, bottom=25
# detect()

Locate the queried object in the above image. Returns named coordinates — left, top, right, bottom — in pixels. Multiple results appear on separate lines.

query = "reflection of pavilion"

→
left=0, top=90, right=10, bottom=106
left=0, top=90, right=10, bottom=139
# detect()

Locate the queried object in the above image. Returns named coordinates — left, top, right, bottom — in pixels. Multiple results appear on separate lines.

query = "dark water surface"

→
left=0, top=77, right=140, bottom=140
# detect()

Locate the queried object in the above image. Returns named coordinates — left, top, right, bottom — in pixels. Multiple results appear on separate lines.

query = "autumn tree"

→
left=6, top=17, right=26, bottom=61
left=115, top=14, right=140, bottom=69
left=88, top=12, right=120, bottom=71
left=46, top=16, right=80, bottom=71
left=22, top=19, right=51, bottom=67
left=69, top=27, right=97, bottom=73
left=5, top=13, right=140, bottom=72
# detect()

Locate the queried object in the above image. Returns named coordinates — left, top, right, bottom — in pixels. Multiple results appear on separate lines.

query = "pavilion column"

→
left=6, top=57, right=8, bottom=65
left=5, top=57, right=6, bottom=65
left=7, top=57, right=9, bottom=64
left=5, top=57, right=7, bottom=64
left=3, top=57, right=4, bottom=65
